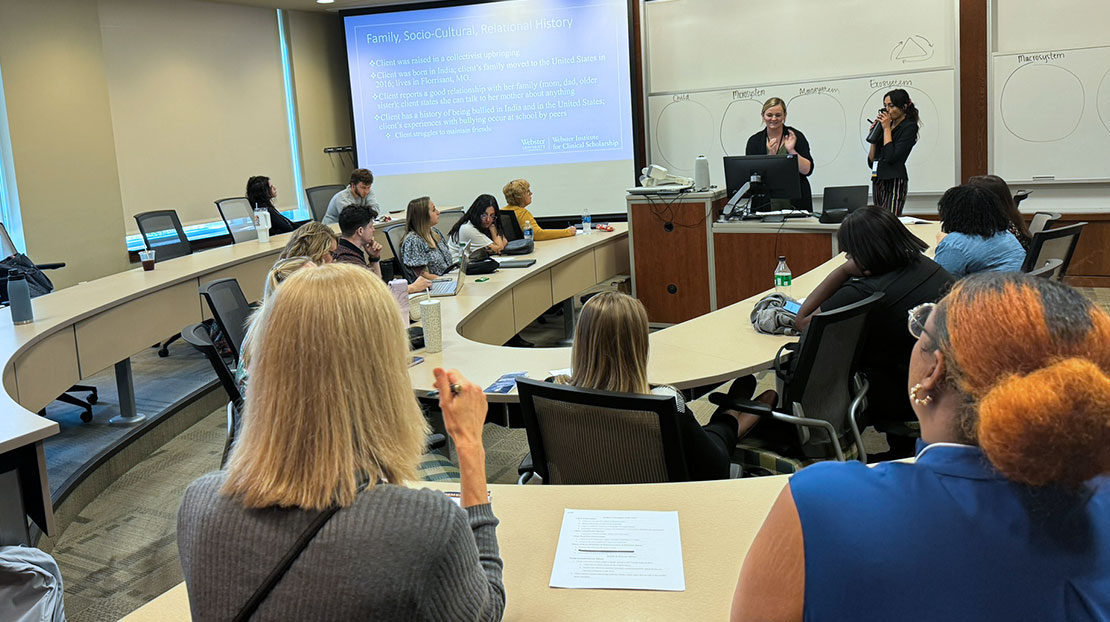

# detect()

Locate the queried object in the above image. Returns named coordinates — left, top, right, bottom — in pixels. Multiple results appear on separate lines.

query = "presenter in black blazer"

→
left=867, top=88, right=920, bottom=216
left=745, top=97, right=814, bottom=212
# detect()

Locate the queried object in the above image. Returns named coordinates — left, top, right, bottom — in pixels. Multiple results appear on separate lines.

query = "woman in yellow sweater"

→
left=501, top=179, right=576, bottom=241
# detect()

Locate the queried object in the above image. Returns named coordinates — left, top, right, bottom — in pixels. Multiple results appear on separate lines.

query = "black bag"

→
left=502, top=239, right=533, bottom=255
left=0, top=254, right=54, bottom=304
left=463, top=248, right=498, bottom=275
left=466, top=258, right=499, bottom=275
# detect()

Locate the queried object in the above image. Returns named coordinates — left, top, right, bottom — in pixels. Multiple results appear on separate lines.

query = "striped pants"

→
left=873, top=178, right=909, bottom=216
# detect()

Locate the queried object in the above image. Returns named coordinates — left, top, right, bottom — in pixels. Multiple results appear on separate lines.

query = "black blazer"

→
left=745, top=126, right=813, bottom=212
left=868, top=121, right=918, bottom=181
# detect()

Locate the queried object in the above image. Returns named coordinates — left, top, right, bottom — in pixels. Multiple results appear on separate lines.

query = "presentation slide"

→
left=343, top=0, right=636, bottom=217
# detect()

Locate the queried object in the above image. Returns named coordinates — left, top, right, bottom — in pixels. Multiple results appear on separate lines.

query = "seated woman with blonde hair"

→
left=179, top=264, right=504, bottom=621
left=557, top=292, right=769, bottom=480
left=278, top=221, right=338, bottom=265
left=502, top=179, right=575, bottom=241
left=731, top=272, right=1110, bottom=621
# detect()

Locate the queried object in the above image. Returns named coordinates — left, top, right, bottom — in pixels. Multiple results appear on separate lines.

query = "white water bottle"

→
left=582, top=208, right=592, bottom=234
left=255, top=207, right=271, bottom=243
left=420, top=299, right=442, bottom=353
left=694, top=155, right=710, bottom=191
left=523, top=219, right=534, bottom=243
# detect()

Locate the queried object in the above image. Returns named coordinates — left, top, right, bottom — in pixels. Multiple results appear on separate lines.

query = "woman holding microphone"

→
left=867, top=88, right=921, bottom=216
left=745, top=97, right=814, bottom=212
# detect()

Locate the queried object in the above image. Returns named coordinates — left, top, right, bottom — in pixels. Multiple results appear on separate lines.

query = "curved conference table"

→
left=0, top=215, right=940, bottom=611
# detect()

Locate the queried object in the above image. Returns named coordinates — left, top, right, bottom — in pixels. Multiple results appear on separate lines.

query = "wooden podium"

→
left=627, top=190, right=728, bottom=324
left=628, top=189, right=840, bottom=324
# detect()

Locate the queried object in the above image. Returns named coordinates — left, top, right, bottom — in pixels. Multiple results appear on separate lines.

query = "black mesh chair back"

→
left=180, top=322, right=242, bottom=406
left=1028, top=211, right=1062, bottom=235
left=779, top=292, right=884, bottom=459
left=199, top=278, right=252, bottom=364
left=215, top=197, right=258, bottom=244
left=134, top=210, right=192, bottom=261
left=383, top=222, right=417, bottom=282
left=1021, top=222, right=1085, bottom=279
left=180, top=322, right=242, bottom=466
left=516, top=378, right=690, bottom=484
left=500, top=213, right=523, bottom=241
left=304, top=184, right=345, bottom=222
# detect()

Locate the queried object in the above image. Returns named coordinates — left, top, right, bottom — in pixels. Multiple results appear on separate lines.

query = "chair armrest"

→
left=707, top=392, right=774, bottom=417
left=34, top=262, right=65, bottom=271
left=426, top=433, right=446, bottom=451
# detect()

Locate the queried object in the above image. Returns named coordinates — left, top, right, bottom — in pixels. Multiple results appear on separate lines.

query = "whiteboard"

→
left=648, top=70, right=957, bottom=194
left=991, top=46, right=1110, bottom=182
left=643, top=0, right=959, bottom=196
left=993, top=0, right=1109, bottom=55
left=646, top=0, right=956, bottom=94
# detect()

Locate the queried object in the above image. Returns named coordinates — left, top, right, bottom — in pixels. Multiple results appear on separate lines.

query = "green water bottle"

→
left=774, top=256, right=792, bottom=291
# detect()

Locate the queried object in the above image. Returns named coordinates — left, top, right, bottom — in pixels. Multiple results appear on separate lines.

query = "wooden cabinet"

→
left=628, top=191, right=727, bottom=323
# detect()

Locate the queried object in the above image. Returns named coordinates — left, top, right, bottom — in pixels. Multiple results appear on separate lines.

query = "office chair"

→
left=198, top=278, right=252, bottom=365
left=709, top=292, right=884, bottom=474
left=181, top=322, right=242, bottom=466
left=133, top=210, right=192, bottom=356
left=499, top=212, right=523, bottom=241
left=515, top=378, right=693, bottom=485
left=382, top=222, right=417, bottom=282
left=0, top=223, right=100, bottom=422
left=134, top=210, right=192, bottom=261
left=437, top=209, right=465, bottom=235
left=214, top=197, right=258, bottom=244
left=1020, top=221, right=1086, bottom=280
left=304, top=184, right=345, bottom=222
left=1028, top=212, right=1062, bottom=235
left=1025, top=258, right=1064, bottom=279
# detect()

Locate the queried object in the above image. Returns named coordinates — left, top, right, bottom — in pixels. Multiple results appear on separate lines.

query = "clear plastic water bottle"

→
left=582, top=208, right=592, bottom=235
left=774, top=256, right=792, bottom=291
left=254, top=207, right=271, bottom=243
left=524, top=219, right=534, bottom=243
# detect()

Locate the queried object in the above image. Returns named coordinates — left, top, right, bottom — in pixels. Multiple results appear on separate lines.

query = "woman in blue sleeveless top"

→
left=731, top=272, right=1110, bottom=621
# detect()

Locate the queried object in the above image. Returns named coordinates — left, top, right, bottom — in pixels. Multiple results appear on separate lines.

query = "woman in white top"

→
left=447, top=194, right=508, bottom=262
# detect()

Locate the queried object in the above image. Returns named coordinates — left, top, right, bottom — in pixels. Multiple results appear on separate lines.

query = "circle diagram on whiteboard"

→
left=1098, top=68, right=1110, bottom=136
left=654, top=99, right=713, bottom=173
left=719, top=98, right=764, bottom=156
left=858, top=86, right=939, bottom=166
left=1001, top=63, right=1084, bottom=142
left=786, top=92, right=846, bottom=167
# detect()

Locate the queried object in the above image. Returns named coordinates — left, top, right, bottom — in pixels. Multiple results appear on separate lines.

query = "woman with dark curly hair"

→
left=933, top=184, right=1025, bottom=278
left=732, top=272, right=1110, bottom=622
left=968, top=174, right=1032, bottom=250
left=245, top=175, right=296, bottom=235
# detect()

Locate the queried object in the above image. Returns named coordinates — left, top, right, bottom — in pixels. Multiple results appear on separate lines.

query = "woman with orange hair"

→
left=730, top=272, right=1110, bottom=621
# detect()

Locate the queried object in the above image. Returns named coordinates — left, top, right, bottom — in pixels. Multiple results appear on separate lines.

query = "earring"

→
left=910, top=383, right=933, bottom=406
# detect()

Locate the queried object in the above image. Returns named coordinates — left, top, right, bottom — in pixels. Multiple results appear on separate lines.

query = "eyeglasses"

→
left=480, top=212, right=495, bottom=220
left=907, top=303, right=936, bottom=340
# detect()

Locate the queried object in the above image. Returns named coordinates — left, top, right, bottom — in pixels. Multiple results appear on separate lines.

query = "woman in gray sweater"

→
left=177, top=263, right=504, bottom=621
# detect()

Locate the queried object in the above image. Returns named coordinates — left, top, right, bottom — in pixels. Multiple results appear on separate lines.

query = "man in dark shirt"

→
left=334, top=205, right=383, bottom=278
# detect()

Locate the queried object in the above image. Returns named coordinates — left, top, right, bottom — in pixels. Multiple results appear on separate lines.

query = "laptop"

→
left=429, top=241, right=470, bottom=297
left=495, top=258, right=536, bottom=269
left=820, top=185, right=869, bottom=214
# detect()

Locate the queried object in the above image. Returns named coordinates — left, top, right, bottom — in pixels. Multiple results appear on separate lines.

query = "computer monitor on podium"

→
left=723, top=155, right=801, bottom=213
